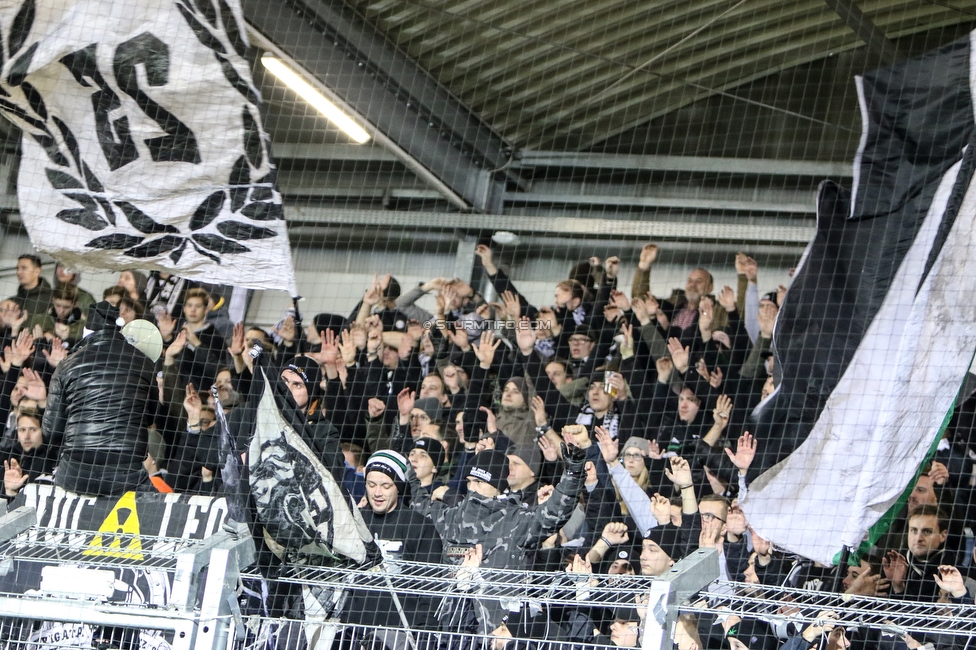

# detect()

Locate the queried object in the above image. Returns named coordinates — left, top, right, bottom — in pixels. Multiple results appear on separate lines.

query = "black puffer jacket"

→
left=43, top=328, right=156, bottom=496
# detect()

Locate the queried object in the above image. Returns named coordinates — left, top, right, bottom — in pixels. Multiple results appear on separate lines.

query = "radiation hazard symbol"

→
left=83, top=491, right=144, bottom=560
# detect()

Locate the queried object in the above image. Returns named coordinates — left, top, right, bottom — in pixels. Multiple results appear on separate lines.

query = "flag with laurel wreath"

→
left=0, top=0, right=296, bottom=292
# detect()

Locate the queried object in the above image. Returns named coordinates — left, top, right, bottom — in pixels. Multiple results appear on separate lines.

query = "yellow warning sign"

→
left=83, top=491, right=144, bottom=560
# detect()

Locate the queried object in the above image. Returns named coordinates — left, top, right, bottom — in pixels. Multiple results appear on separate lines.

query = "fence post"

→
left=642, top=548, right=719, bottom=650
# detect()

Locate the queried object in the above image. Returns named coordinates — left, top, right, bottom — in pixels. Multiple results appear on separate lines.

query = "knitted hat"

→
left=284, top=356, right=322, bottom=398
left=507, top=445, right=541, bottom=476
left=620, top=437, right=651, bottom=457
left=365, top=450, right=408, bottom=495
left=412, top=397, right=443, bottom=422
left=409, top=437, right=445, bottom=472
left=312, top=312, right=345, bottom=337
left=468, top=449, right=509, bottom=492
left=503, top=377, right=530, bottom=406
left=642, top=524, right=684, bottom=562
left=86, top=301, right=123, bottom=331
left=613, top=606, right=641, bottom=623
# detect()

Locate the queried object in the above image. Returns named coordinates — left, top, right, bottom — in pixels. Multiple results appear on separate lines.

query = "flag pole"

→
left=832, top=546, right=852, bottom=592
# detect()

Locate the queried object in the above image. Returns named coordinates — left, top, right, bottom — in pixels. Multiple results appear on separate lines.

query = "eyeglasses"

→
left=568, top=337, right=591, bottom=344
left=700, top=512, right=726, bottom=524
left=622, top=453, right=644, bottom=460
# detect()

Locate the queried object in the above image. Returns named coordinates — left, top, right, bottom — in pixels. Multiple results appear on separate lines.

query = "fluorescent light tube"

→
left=261, top=54, right=371, bottom=144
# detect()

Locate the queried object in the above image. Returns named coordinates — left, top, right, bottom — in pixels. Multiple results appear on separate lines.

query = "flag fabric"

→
left=248, top=364, right=379, bottom=566
left=741, top=32, right=976, bottom=565
left=0, top=0, right=295, bottom=292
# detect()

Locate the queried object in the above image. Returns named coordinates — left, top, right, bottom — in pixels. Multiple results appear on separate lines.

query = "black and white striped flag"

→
left=742, top=32, right=976, bottom=564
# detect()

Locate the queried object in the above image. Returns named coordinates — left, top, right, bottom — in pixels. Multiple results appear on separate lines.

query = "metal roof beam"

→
left=824, top=0, right=902, bottom=66
left=515, top=152, right=853, bottom=177
left=242, top=0, right=512, bottom=210
left=284, top=206, right=815, bottom=244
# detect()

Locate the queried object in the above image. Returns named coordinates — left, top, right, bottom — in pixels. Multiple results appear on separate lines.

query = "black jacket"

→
left=43, top=329, right=156, bottom=496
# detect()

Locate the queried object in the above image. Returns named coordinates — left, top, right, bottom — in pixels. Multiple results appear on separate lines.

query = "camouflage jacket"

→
left=408, top=463, right=585, bottom=571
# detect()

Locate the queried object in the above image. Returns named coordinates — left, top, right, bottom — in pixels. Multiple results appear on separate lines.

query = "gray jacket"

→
left=408, top=460, right=586, bottom=571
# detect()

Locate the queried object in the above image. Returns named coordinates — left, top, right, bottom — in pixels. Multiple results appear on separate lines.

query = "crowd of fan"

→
left=0, top=245, right=974, bottom=650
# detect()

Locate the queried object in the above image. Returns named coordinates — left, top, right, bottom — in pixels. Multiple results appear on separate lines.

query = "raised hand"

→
left=228, top=322, right=245, bottom=357
left=718, top=286, right=736, bottom=312
left=338, top=329, right=358, bottom=366
left=474, top=245, right=497, bottom=275
left=933, top=565, right=967, bottom=598
left=530, top=395, right=549, bottom=427
left=712, top=394, right=732, bottom=428
left=397, top=387, right=415, bottom=419
left=655, top=355, right=673, bottom=383
left=698, top=296, right=715, bottom=333
left=42, top=338, right=67, bottom=368
left=604, top=256, right=620, bottom=279
left=601, top=522, right=630, bottom=545
left=630, top=297, right=650, bottom=325
left=367, top=398, right=386, bottom=419
left=708, top=365, right=724, bottom=388
left=7, top=329, right=35, bottom=368
left=515, top=316, right=536, bottom=354
left=183, top=382, right=202, bottom=420
left=610, top=290, right=630, bottom=311
left=536, top=484, right=554, bottom=505
left=638, top=243, right=658, bottom=270
left=929, top=461, right=950, bottom=486
left=53, top=322, right=71, bottom=340
left=620, top=321, right=634, bottom=356
left=460, top=543, right=483, bottom=569
left=164, top=330, right=187, bottom=361
left=472, top=330, right=500, bottom=368
left=883, top=550, right=908, bottom=593
left=726, top=502, right=748, bottom=536
left=156, top=311, right=177, bottom=341
left=594, top=426, right=619, bottom=465
left=845, top=567, right=890, bottom=597
left=366, top=329, right=382, bottom=356
left=776, top=284, right=788, bottom=307
left=711, top=331, right=731, bottom=350
left=538, top=434, right=560, bottom=462
left=664, top=456, right=693, bottom=488
left=4, top=459, right=27, bottom=496
left=22, top=368, right=47, bottom=402
left=500, top=290, right=521, bottom=320
left=398, top=332, right=416, bottom=361
left=651, top=494, right=672, bottom=525
left=362, top=281, right=381, bottom=307
left=479, top=406, right=498, bottom=435
left=724, top=432, right=757, bottom=475
left=307, top=329, right=340, bottom=366
left=9, top=308, right=28, bottom=335
left=667, top=337, right=689, bottom=374
left=647, top=439, right=663, bottom=460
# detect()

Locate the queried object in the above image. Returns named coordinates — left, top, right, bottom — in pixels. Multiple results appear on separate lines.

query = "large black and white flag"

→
left=0, top=0, right=295, bottom=292
left=741, top=33, right=976, bottom=565
left=249, top=363, right=380, bottom=567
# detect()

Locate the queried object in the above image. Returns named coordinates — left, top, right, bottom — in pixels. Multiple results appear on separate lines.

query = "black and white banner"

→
left=742, top=32, right=976, bottom=564
left=0, top=0, right=296, bottom=292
